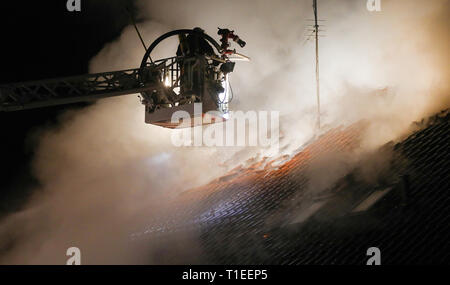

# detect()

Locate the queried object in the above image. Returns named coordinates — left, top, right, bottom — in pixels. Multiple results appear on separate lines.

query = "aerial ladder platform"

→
left=0, top=28, right=249, bottom=128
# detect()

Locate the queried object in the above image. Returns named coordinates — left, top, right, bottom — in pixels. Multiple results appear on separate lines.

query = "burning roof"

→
left=135, top=109, right=449, bottom=265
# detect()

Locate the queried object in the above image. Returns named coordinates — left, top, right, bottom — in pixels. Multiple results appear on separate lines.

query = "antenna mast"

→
left=313, top=0, right=321, bottom=130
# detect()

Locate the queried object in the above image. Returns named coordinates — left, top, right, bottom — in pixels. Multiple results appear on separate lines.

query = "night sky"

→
left=0, top=0, right=136, bottom=215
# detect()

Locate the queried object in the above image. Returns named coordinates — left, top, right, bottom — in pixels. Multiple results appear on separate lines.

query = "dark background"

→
left=0, top=0, right=137, bottom=216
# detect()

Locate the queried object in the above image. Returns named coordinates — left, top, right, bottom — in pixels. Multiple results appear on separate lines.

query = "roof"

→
left=135, top=109, right=450, bottom=265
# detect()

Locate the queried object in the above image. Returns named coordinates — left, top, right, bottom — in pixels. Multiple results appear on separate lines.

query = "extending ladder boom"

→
left=0, top=67, right=154, bottom=111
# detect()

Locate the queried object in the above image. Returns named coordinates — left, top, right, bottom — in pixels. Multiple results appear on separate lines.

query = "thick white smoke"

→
left=0, top=0, right=448, bottom=264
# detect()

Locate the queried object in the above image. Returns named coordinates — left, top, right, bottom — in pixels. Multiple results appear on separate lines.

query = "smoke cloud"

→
left=0, top=0, right=448, bottom=264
